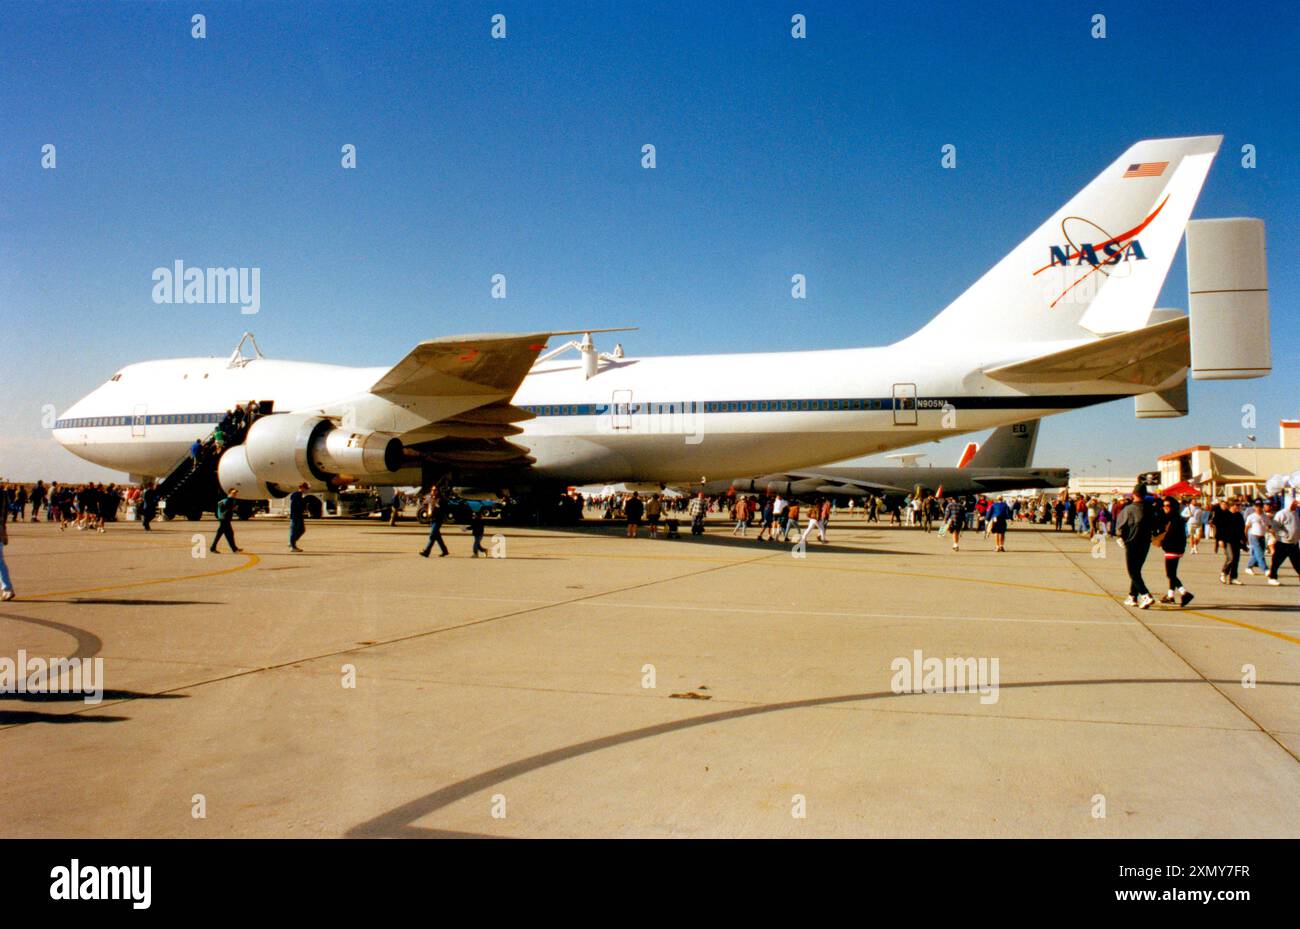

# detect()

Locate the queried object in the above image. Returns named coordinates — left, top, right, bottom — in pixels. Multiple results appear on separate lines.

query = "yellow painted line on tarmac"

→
left=1180, top=609, right=1300, bottom=646
left=20, top=551, right=262, bottom=600
left=538, top=542, right=1300, bottom=647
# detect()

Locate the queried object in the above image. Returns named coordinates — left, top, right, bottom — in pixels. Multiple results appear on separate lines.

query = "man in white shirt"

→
left=1244, top=500, right=1269, bottom=575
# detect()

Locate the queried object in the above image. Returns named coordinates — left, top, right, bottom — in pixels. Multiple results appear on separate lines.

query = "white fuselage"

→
left=53, top=340, right=1136, bottom=487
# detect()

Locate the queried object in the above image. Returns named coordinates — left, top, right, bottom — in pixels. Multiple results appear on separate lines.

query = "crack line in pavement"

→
left=1041, top=531, right=1299, bottom=765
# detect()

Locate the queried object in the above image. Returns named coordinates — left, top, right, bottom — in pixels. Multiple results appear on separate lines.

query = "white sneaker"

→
left=1138, top=594, right=1155, bottom=609
left=1245, top=567, right=1254, bottom=575
left=1268, top=578, right=1281, bottom=586
left=1230, top=579, right=1243, bottom=586
left=1219, top=574, right=1227, bottom=584
left=0, top=589, right=13, bottom=601
left=1123, top=596, right=1137, bottom=606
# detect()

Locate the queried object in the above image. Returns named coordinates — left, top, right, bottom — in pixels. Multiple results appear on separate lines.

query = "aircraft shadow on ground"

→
left=4, top=690, right=186, bottom=703
left=0, top=711, right=130, bottom=725
left=0, top=690, right=186, bottom=727
left=63, top=598, right=222, bottom=606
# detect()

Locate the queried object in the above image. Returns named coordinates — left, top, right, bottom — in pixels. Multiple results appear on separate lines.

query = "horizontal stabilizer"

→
left=983, top=317, right=1188, bottom=387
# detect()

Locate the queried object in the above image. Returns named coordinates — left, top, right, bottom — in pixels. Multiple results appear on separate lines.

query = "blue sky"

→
left=1, top=0, right=1295, bottom=482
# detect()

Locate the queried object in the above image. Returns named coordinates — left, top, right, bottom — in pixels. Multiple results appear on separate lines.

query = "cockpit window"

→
left=110, top=373, right=122, bottom=381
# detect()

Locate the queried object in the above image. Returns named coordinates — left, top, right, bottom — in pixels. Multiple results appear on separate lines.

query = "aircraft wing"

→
left=983, top=317, right=1189, bottom=386
left=370, top=332, right=550, bottom=399
left=366, top=332, right=555, bottom=467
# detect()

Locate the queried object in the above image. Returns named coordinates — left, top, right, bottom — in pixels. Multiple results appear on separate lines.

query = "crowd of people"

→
left=0, top=480, right=131, bottom=532
left=2, top=471, right=1297, bottom=606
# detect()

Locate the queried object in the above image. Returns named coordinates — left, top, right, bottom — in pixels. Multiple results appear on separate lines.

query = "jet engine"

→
left=217, top=413, right=404, bottom=498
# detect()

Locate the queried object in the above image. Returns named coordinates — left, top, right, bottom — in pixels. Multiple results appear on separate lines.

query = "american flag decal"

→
left=1123, top=161, right=1168, bottom=178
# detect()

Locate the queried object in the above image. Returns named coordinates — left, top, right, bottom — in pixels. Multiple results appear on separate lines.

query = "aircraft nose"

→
left=52, top=393, right=92, bottom=442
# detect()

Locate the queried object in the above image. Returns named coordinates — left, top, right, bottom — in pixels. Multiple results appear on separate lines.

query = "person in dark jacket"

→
left=419, top=490, right=449, bottom=557
left=140, top=483, right=159, bottom=531
left=466, top=508, right=487, bottom=557
left=1156, top=496, right=1193, bottom=606
left=624, top=492, right=644, bottom=538
left=288, top=483, right=308, bottom=552
left=1215, top=499, right=1246, bottom=584
left=1115, top=487, right=1154, bottom=608
left=210, top=489, right=242, bottom=553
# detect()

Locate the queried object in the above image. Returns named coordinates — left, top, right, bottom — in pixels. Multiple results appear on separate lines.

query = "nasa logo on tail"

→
left=1033, top=195, right=1168, bottom=307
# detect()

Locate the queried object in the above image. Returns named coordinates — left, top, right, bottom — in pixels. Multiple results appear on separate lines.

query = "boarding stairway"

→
left=155, top=413, right=257, bottom=520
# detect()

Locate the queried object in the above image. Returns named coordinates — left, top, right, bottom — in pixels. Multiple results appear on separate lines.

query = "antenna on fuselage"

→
left=228, top=332, right=265, bottom=368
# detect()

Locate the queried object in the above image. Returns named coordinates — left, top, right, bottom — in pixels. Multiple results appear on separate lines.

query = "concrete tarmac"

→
left=1, top=513, right=1297, bottom=837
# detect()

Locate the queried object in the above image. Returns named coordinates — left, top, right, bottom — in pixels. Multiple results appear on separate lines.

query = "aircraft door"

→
left=892, top=384, right=917, bottom=426
left=131, top=403, right=148, bottom=438
left=611, top=389, right=632, bottom=430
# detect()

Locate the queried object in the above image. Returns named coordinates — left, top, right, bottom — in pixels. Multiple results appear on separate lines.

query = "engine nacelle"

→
left=216, top=445, right=285, bottom=500
left=216, top=413, right=404, bottom=498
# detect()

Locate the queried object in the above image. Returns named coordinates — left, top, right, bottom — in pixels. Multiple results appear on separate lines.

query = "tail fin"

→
left=907, top=135, right=1221, bottom=344
left=955, top=442, right=978, bottom=468
left=968, top=420, right=1039, bottom=468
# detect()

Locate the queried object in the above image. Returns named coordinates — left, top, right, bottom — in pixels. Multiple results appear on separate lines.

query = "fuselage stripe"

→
left=55, top=395, right=1116, bottom=429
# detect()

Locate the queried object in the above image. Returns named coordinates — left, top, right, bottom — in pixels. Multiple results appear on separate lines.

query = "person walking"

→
left=1244, top=500, right=1270, bottom=575
left=466, top=508, right=488, bottom=557
left=1195, top=503, right=1211, bottom=553
left=1115, top=488, right=1154, bottom=608
left=687, top=492, right=707, bottom=536
left=944, top=497, right=966, bottom=551
left=288, top=483, right=308, bottom=552
left=1216, top=499, right=1246, bottom=585
left=730, top=496, right=747, bottom=537
left=987, top=497, right=1011, bottom=552
left=0, top=488, right=13, bottom=601
left=210, top=489, right=242, bottom=553
left=755, top=495, right=775, bottom=542
left=28, top=481, right=46, bottom=523
left=799, top=498, right=827, bottom=545
left=419, top=490, right=449, bottom=557
left=1267, top=499, right=1300, bottom=586
left=1156, top=496, right=1193, bottom=606
left=140, top=482, right=159, bottom=531
left=782, top=501, right=800, bottom=541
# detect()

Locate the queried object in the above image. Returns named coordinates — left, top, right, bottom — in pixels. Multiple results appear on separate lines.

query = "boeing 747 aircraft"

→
left=53, top=135, right=1268, bottom=516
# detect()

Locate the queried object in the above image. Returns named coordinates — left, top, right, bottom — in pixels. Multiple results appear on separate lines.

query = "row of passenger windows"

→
left=55, top=414, right=218, bottom=429
left=525, top=399, right=887, bottom=416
